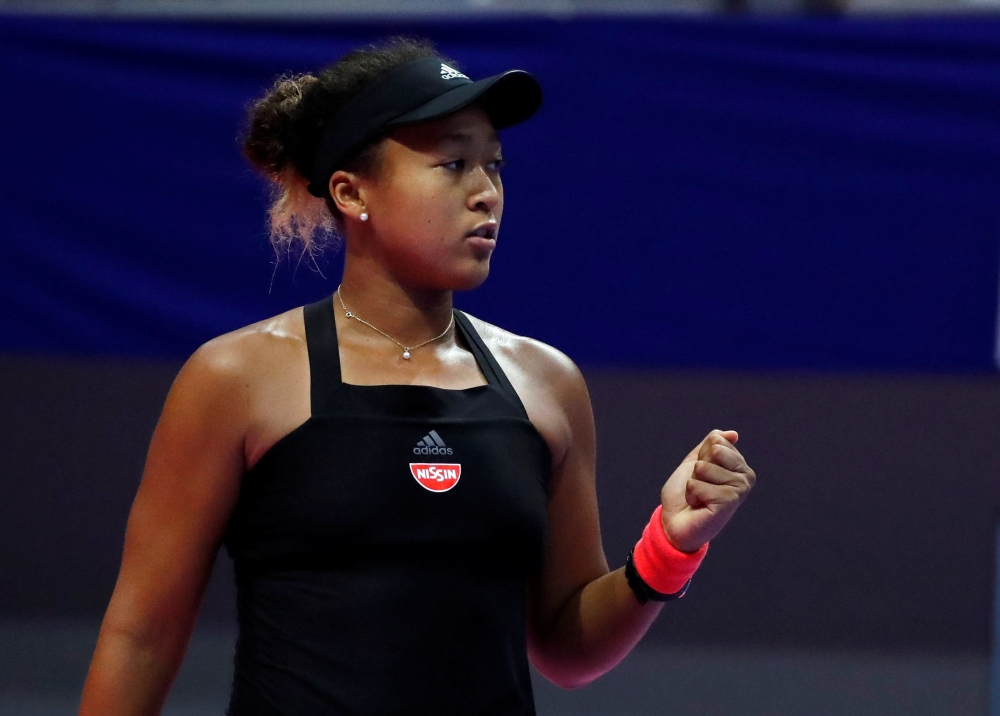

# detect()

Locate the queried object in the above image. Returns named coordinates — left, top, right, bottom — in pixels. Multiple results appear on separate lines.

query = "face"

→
left=343, top=105, right=504, bottom=291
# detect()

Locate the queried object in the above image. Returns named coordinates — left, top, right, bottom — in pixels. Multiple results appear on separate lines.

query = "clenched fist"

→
left=659, top=429, right=756, bottom=553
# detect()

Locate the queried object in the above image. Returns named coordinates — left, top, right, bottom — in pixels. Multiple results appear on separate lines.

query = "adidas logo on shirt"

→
left=440, top=63, right=469, bottom=81
left=413, top=430, right=454, bottom=456
left=410, top=430, right=461, bottom=492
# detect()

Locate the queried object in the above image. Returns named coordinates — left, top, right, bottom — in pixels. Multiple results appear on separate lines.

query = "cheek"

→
left=380, top=179, right=454, bottom=239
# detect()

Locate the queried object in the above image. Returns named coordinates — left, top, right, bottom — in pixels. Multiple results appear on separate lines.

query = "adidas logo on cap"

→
left=413, top=430, right=454, bottom=456
left=440, top=63, right=469, bottom=81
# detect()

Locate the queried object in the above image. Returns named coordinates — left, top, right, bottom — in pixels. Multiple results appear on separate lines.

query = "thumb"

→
left=697, top=429, right=740, bottom=451
left=685, top=429, right=739, bottom=461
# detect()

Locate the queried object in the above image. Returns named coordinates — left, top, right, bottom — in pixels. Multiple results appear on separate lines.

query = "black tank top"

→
left=223, top=295, right=551, bottom=716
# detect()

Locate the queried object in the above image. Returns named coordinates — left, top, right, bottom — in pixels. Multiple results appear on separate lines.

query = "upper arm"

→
left=513, top=344, right=610, bottom=651
left=103, top=338, right=250, bottom=647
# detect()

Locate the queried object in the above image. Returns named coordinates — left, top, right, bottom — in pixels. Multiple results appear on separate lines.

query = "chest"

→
left=226, top=386, right=551, bottom=574
left=243, top=338, right=568, bottom=473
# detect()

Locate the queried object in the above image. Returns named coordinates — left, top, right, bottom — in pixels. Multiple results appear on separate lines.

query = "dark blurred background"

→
left=1, top=1, right=999, bottom=715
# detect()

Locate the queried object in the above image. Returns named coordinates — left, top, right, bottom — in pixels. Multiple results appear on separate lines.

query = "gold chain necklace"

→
left=336, top=285, right=455, bottom=361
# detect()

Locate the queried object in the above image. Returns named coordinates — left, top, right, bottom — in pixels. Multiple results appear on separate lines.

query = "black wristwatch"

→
left=624, top=548, right=692, bottom=604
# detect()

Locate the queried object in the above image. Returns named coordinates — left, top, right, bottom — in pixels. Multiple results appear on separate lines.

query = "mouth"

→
left=466, top=222, right=498, bottom=241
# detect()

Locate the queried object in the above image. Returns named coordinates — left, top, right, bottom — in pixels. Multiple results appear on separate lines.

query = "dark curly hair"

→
left=242, top=37, right=457, bottom=255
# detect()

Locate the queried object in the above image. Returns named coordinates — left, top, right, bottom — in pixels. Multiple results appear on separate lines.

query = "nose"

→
left=467, top=165, right=501, bottom=214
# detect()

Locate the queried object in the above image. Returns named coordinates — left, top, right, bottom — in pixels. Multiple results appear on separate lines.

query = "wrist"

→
left=624, top=548, right=692, bottom=604
left=631, top=505, right=708, bottom=596
left=659, top=509, right=706, bottom=554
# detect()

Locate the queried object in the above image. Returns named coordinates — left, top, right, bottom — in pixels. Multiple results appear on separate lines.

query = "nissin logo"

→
left=413, top=430, right=453, bottom=456
left=410, top=463, right=462, bottom=493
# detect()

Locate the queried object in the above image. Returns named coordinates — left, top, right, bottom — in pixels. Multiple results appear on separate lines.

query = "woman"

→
left=79, top=38, right=755, bottom=715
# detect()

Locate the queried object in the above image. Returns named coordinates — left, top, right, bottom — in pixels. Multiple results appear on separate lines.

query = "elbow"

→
left=552, top=673, right=601, bottom=691
left=528, top=646, right=607, bottom=690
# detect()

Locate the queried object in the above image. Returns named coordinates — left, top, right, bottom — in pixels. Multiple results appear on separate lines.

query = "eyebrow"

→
left=440, top=130, right=501, bottom=145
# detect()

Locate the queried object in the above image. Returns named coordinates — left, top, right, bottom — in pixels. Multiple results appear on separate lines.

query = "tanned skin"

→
left=79, top=106, right=756, bottom=714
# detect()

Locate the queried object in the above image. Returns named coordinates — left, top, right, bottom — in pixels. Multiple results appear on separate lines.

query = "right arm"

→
left=79, top=340, right=251, bottom=716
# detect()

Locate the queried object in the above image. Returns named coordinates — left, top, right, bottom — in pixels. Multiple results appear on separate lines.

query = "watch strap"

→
left=625, top=548, right=692, bottom=604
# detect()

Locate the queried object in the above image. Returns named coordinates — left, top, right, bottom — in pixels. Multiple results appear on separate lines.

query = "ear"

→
left=328, top=170, right=367, bottom=221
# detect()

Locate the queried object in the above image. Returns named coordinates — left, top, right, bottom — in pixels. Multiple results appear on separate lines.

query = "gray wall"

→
left=2, top=353, right=998, bottom=655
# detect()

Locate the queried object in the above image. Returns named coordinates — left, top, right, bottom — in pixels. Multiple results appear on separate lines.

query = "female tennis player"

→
left=79, top=37, right=755, bottom=715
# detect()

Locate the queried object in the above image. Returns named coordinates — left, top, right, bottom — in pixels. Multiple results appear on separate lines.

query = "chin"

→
left=452, top=257, right=490, bottom=291
left=398, top=254, right=491, bottom=292
left=425, top=254, right=491, bottom=292
left=450, top=265, right=490, bottom=292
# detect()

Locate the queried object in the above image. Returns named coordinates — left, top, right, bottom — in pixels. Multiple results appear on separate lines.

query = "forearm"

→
left=78, top=623, right=188, bottom=716
left=530, top=566, right=662, bottom=689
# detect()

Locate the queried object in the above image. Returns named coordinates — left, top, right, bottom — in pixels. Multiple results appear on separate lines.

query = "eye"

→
left=441, top=157, right=505, bottom=172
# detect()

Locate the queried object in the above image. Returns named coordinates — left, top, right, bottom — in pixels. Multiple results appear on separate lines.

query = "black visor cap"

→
left=388, top=69, right=542, bottom=130
left=307, top=58, right=542, bottom=197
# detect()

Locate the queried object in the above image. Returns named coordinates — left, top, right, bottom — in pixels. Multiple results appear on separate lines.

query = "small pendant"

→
left=402, top=350, right=411, bottom=360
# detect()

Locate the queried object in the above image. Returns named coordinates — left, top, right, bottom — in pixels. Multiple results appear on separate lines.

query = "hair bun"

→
left=240, top=37, right=441, bottom=256
left=242, top=73, right=319, bottom=177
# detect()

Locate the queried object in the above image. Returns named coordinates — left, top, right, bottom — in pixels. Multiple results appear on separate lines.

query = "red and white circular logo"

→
left=409, top=463, right=462, bottom=493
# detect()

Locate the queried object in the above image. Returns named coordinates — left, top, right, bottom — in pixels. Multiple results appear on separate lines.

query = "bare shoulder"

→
left=180, top=307, right=306, bottom=389
left=462, top=313, right=584, bottom=397
left=162, top=306, right=311, bottom=468
left=165, top=306, right=308, bottom=435
left=462, top=314, right=591, bottom=470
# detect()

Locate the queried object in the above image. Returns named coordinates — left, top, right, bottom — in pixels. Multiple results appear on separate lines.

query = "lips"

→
left=466, top=222, right=498, bottom=240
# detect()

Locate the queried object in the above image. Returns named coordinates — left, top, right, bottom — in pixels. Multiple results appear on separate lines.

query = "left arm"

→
left=524, top=353, right=755, bottom=689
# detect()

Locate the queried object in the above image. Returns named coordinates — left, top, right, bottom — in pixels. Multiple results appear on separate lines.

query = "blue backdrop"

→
left=2, top=16, right=999, bottom=371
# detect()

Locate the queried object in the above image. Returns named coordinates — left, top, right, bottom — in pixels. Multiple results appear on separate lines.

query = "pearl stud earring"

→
left=359, top=212, right=369, bottom=222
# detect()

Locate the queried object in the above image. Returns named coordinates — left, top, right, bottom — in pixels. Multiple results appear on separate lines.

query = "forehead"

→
left=388, top=106, right=501, bottom=153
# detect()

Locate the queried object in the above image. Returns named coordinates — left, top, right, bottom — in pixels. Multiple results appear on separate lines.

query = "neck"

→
left=338, top=257, right=454, bottom=347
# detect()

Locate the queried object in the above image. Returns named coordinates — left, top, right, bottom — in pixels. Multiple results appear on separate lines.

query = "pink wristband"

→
left=632, top=505, right=709, bottom=594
